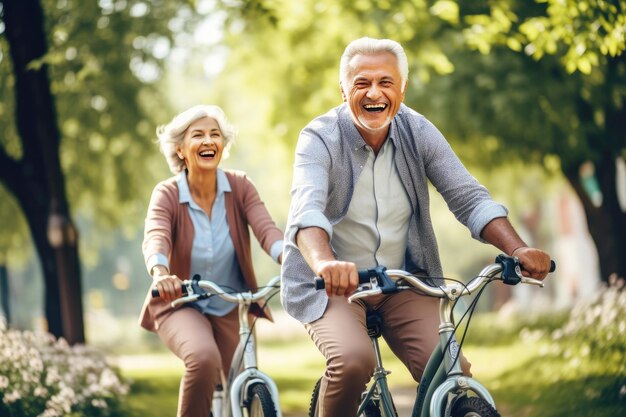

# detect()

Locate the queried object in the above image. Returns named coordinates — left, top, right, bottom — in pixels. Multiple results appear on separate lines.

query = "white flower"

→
left=34, top=386, right=49, bottom=397
left=0, top=318, right=129, bottom=416
left=91, top=398, right=107, bottom=408
left=3, top=389, right=21, bottom=404
left=0, top=375, right=9, bottom=389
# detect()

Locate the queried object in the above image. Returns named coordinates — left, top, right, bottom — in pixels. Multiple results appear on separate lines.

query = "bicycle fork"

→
left=418, top=298, right=496, bottom=417
left=227, top=299, right=282, bottom=417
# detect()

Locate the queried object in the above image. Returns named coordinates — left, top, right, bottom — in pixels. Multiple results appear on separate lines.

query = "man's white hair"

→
left=339, top=37, right=409, bottom=92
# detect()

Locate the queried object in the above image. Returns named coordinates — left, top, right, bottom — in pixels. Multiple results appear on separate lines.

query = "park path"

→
left=281, top=385, right=417, bottom=417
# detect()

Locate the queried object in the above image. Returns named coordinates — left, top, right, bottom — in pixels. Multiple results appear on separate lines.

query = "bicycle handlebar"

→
left=152, top=274, right=281, bottom=308
left=314, top=255, right=555, bottom=302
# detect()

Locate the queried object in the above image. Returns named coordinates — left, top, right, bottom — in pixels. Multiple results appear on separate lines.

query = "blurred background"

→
left=1, top=0, right=624, bottom=416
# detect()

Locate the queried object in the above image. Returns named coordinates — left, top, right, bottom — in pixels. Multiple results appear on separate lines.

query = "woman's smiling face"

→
left=341, top=52, right=406, bottom=141
left=177, top=117, right=225, bottom=173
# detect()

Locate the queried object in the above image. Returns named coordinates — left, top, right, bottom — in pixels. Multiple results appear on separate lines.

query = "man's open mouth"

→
left=363, top=103, right=387, bottom=112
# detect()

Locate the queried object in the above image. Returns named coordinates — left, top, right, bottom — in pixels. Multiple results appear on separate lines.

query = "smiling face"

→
left=341, top=52, right=407, bottom=145
left=177, top=117, right=224, bottom=174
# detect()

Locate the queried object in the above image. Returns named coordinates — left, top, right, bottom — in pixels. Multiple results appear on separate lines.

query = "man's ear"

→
left=340, top=82, right=347, bottom=103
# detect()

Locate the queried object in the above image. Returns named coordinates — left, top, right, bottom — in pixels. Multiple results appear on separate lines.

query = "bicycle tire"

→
left=308, top=377, right=322, bottom=417
left=309, top=377, right=395, bottom=417
left=247, top=382, right=278, bottom=417
left=450, top=396, right=501, bottom=417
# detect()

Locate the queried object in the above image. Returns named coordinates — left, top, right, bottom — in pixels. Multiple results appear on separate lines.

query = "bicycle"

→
left=308, top=254, right=555, bottom=417
left=153, top=275, right=282, bottom=417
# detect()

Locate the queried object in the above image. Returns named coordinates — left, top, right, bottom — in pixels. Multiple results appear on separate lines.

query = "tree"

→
left=211, top=0, right=625, bottom=281
left=0, top=0, right=203, bottom=342
left=440, top=0, right=626, bottom=281
left=2, top=0, right=84, bottom=344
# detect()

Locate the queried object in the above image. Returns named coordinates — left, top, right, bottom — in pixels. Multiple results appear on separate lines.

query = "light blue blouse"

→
left=148, top=169, right=282, bottom=316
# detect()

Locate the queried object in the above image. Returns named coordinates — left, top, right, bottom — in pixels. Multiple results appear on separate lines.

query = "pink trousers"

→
left=305, top=291, right=472, bottom=417
left=156, top=306, right=239, bottom=417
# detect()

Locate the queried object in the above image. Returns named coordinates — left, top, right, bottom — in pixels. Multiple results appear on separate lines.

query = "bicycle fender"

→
left=230, top=369, right=282, bottom=417
left=429, top=377, right=496, bottom=417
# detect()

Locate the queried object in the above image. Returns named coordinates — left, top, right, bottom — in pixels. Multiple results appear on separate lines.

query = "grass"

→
left=114, top=354, right=184, bottom=417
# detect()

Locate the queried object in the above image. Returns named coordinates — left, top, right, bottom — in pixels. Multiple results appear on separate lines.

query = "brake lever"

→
left=520, top=277, right=544, bottom=287
left=348, top=287, right=382, bottom=303
left=171, top=293, right=200, bottom=307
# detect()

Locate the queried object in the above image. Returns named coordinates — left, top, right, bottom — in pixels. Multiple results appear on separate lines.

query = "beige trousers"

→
left=305, top=291, right=472, bottom=417
left=156, top=306, right=239, bottom=417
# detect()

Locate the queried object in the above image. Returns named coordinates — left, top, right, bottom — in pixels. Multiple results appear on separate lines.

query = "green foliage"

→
left=491, top=280, right=626, bottom=416
left=211, top=0, right=458, bottom=150
left=0, top=0, right=207, bottom=260
left=462, top=309, right=569, bottom=346
left=450, top=0, right=626, bottom=170
left=0, top=318, right=129, bottom=417
left=463, top=0, right=626, bottom=74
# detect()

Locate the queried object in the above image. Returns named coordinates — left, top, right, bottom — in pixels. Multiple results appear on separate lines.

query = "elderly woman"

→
left=139, top=104, right=283, bottom=417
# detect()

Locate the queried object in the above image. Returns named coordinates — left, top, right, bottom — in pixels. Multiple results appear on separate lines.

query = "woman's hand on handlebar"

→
left=513, top=247, right=552, bottom=280
left=315, top=260, right=359, bottom=297
left=153, top=274, right=184, bottom=302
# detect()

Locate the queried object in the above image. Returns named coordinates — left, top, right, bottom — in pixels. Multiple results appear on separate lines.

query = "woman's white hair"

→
left=156, top=104, right=236, bottom=174
left=339, top=37, right=409, bottom=92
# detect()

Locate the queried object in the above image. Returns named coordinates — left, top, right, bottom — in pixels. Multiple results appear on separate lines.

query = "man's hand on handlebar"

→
left=315, top=259, right=359, bottom=297
left=513, top=247, right=552, bottom=280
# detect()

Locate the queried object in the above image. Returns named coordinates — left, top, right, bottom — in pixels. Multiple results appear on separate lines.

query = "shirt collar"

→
left=177, top=169, right=231, bottom=205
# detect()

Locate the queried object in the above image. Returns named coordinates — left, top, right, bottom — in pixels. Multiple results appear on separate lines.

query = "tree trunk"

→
left=2, top=0, right=85, bottom=344
left=0, top=264, right=10, bottom=324
left=564, top=154, right=626, bottom=283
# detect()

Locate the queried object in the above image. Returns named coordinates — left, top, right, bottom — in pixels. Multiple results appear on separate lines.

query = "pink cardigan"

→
left=139, top=169, right=283, bottom=331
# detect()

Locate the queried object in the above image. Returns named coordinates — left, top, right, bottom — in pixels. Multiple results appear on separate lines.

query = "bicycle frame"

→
left=412, top=295, right=496, bottom=417
left=214, top=293, right=282, bottom=417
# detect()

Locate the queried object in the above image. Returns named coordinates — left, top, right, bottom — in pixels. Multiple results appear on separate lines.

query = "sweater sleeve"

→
left=237, top=172, right=284, bottom=259
left=142, top=182, right=177, bottom=273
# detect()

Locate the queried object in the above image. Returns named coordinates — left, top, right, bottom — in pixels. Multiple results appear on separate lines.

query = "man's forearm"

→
left=296, top=227, right=335, bottom=274
left=480, top=217, right=527, bottom=256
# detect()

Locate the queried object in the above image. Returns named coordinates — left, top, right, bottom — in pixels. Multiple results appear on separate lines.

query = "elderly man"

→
left=281, top=37, right=551, bottom=417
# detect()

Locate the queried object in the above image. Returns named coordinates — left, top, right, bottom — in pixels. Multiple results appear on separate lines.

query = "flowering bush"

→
left=0, top=319, right=129, bottom=417
left=551, top=275, right=626, bottom=367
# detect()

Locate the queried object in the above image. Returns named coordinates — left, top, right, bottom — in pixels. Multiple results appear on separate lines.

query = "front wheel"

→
left=450, top=396, right=501, bottom=417
left=247, top=383, right=278, bottom=417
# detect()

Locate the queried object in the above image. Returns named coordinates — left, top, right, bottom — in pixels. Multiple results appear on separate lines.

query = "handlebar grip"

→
left=151, top=285, right=189, bottom=298
left=314, top=278, right=325, bottom=290
left=314, top=270, right=374, bottom=290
